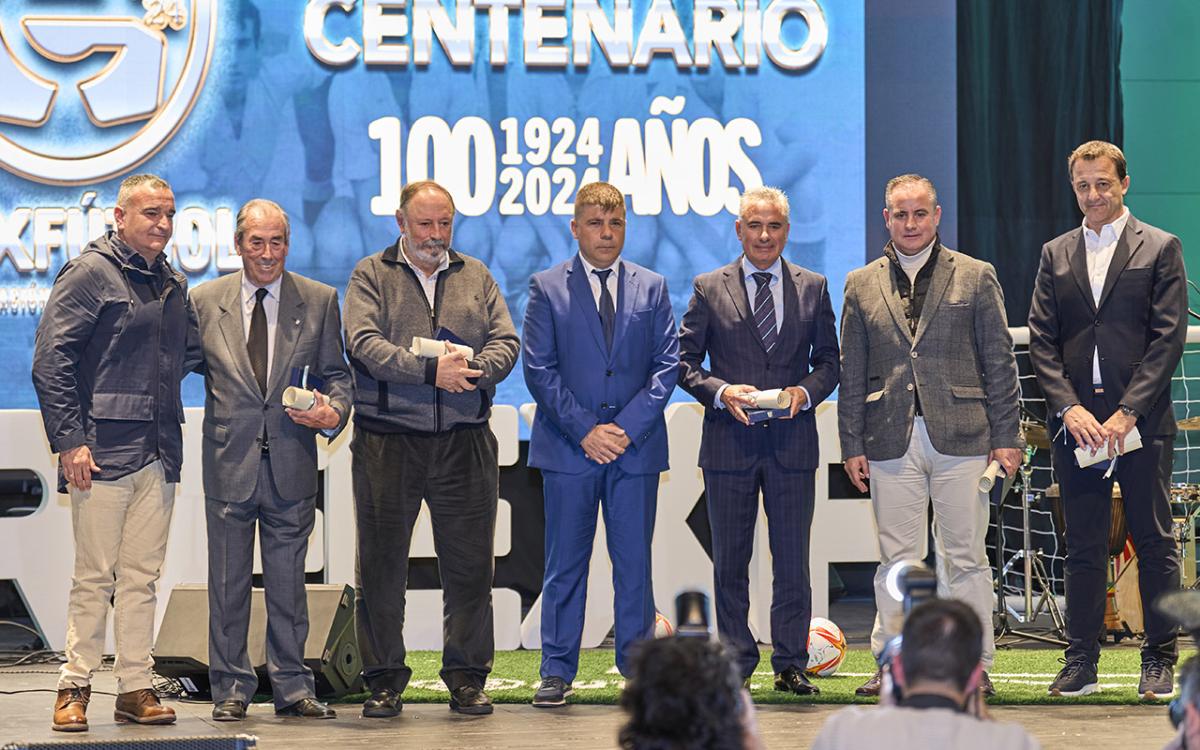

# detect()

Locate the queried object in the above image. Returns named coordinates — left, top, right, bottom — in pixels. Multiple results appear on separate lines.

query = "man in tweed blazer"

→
left=678, top=186, right=840, bottom=695
left=839, top=174, right=1022, bottom=697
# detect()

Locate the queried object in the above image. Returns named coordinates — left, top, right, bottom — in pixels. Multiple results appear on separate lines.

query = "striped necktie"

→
left=752, top=272, right=778, bottom=354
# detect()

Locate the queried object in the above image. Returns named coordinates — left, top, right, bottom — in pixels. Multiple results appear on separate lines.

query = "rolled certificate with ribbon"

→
left=410, top=336, right=474, bottom=360
left=978, top=460, right=1005, bottom=493
left=744, top=388, right=792, bottom=410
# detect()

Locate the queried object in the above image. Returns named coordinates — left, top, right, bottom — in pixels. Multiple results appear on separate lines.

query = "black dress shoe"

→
left=449, top=685, right=493, bottom=715
left=362, top=688, right=403, bottom=718
left=275, top=697, right=336, bottom=719
left=774, top=667, right=820, bottom=695
left=212, top=700, right=247, bottom=721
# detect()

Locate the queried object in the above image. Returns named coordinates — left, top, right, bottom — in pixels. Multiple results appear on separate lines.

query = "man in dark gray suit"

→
left=839, top=174, right=1022, bottom=698
left=190, top=199, right=352, bottom=721
left=678, top=186, right=840, bottom=695
left=1029, top=141, right=1187, bottom=700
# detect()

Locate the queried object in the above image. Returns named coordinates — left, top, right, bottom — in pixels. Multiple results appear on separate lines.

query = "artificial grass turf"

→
left=343, top=647, right=1194, bottom=706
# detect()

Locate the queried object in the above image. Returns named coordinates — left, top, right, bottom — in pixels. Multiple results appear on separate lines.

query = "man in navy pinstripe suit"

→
left=678, top=186, right=840, bottom=693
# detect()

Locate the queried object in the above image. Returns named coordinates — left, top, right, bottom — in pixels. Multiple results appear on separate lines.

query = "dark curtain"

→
left=957, top=1, right=1124, bottom=324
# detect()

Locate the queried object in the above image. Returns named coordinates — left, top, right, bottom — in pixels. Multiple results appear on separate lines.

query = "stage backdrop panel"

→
left=0, top=0, right=864, bottom=409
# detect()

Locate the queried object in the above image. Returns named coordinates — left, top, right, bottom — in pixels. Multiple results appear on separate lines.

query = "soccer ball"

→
left=806, top=617, right=847, bottom=677
left=654, top=612, right=674, bottom=637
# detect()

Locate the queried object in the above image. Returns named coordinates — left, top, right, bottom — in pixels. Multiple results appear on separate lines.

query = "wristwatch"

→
left=1118, top=404, right=1138, bottom=418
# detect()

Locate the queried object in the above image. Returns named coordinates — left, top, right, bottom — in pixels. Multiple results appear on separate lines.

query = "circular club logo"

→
left=0, top=1, right=216, bottom=185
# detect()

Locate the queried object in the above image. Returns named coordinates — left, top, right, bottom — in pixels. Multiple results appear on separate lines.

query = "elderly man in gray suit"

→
left=839, top=174, right=1022, bottom=698
left=190, top=199, right=352, bottom=721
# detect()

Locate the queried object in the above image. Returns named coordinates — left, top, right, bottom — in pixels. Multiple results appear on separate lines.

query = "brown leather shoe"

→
left=855, top=668, right=883, bottom=697
left=114, top=688, right=176, bottom=725
left=52, top=686, right=90, bottom=732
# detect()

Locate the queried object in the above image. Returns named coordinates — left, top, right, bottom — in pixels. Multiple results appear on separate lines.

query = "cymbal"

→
left=1022, top=422, right=1051, bottom=449
left=1179, top=417, right=1200, bottom=431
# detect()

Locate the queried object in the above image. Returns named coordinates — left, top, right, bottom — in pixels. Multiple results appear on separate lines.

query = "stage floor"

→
left=0, top=666, right=1177, bottom=749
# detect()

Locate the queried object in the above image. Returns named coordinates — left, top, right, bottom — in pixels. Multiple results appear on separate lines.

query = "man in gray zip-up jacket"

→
left=343, top=180, right=518, bottom=718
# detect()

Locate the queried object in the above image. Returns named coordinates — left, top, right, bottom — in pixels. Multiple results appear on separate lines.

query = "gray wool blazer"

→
left=190, top=270, right=352, bottom=503
left=838, top=244, right=1022, bottom=462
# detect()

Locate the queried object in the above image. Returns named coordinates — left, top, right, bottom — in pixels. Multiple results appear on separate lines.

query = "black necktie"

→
left=593, top=268, right=615, bottom=351
left=248, top=287, right=268, bottom=395
left=752, top=272, right=778, bottom=354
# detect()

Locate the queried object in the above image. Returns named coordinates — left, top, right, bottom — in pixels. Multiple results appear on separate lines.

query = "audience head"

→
left=894, top=598, right=984, bottom=697
left=618, top=637, right=751, bottom=750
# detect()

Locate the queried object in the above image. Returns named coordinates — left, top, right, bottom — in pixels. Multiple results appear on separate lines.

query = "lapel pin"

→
left=294, top=318, right=300, bottom=326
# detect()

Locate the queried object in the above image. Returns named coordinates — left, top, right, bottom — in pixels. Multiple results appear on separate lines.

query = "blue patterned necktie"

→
left=593, top=268, right=615, bottom=351
left=752, top=271, right=778, bottom=354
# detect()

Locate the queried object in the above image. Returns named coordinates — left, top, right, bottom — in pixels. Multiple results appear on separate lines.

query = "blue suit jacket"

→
left=678, top=257, right=840, bottom=471
left=523, top=255, right=680, bottom=475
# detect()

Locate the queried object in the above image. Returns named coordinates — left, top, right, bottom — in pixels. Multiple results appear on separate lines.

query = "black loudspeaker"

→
left=154, top=584, right=362, bottom=700
left=3, top=736, right=257, bottom=749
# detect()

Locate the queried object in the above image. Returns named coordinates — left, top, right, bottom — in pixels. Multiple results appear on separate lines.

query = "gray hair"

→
left=116, top=174, right=172, bottom=209
left=235, top=198, right=291, bottom=243
left=885, top=174, right=938, bottom=211
left=739, top=186, right=789, bottom=220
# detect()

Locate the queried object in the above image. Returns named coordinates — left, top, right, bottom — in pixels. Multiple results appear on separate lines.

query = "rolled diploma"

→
left=410, top=336, right=474, bottom=360
left=282, top=386, right=316, bottom=411
left=978, top=460, right=1004, bottom=492
left=745, top=388, right=792, bottom=410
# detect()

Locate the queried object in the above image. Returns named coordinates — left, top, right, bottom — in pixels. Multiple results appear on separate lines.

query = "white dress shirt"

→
left=715, top=254, right=810, bottom=412
left=1084, top=207, right=1130, bottom=385
left=741, top=254, right=785, bottom=328
left=578, top=253, right=622, bottom=311
left=241, top=273, right=282, bottom=382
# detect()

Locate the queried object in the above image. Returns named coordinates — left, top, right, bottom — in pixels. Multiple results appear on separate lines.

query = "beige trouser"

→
left=868, top=418, right=995, bottom=668
left=58, top=460, right=175, bottom=693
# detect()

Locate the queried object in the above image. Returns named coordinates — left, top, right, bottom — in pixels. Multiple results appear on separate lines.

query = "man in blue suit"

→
left=523, top=182, right=680, bottom=708
left=678, top=186, right=840, bottom=695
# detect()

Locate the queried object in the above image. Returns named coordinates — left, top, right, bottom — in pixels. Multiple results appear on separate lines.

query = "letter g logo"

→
left=0, top=1, right=216, bottom=185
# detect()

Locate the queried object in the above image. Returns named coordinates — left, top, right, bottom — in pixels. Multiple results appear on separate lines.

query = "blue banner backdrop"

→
left=0, top=0, right=863, bottom=408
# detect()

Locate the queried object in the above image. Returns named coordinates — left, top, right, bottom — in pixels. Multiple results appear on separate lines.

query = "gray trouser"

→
left=207, top=454, right=316, bottom=708
left=868, top=418, right=994, bottom=667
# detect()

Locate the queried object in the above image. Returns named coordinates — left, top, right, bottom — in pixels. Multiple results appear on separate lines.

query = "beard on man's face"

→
left=407, top=238, right=447, bottom=266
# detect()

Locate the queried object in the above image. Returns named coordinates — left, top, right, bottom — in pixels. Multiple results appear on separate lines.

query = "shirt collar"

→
left=400, top=239, right=450, bottom=279
left=578, top=253, right=622, bottom=277
left=242, top=272, right=282, bottom=307
left=741, top=254, right=782, bottom=283
left=1082, top=207, right=1130, bottom=247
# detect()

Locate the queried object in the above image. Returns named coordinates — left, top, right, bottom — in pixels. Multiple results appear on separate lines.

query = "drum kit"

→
left=993, top=415, right=1200, bottom=644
